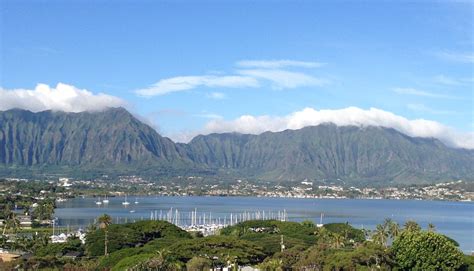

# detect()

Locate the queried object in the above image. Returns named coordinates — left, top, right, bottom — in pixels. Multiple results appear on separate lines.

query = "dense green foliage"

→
left=392, top=230, right=464, bottom=270
left=85, top=224, right=141, bottom=256
left=1, top=108, right=473, bottom=184
left=168, top=236, right=266, bottom=265
left=128, top=220, right=192, bottom=242
left=111, top=253, right=156, bottom=271
left=461, top=255, right=474, bottom=271
left=3, top=217, right=472, bottom=271
left=220, top=220, right=317, bottom=256
left=97, top=247, right=145, bottom=269
left=34, top=237, right=83, bottom=257
left=186, top=256, right=212, bottom=271
left=85, top=220, right=191, bottom=256
left=293, top=242, right=393, bottom=270
left=323, top=222, right=366, bottom=243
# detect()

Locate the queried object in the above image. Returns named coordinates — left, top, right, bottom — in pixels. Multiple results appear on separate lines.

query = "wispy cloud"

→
left=135, top=59, right=329, bottom=97
left=207, top=92, right=227, bottom=100
left=236, top=59, right=325, bottom=69
left=435, top=51, right=474, bottom=63
left=193, top=113, right=223, bottom=119
left=393, top=87, right=458, bottom=99
left=135, top=75, right=259, bottom=97
left=433, top=75, right=462, bottom=86
left=238, top=69, right=329, bottom=89
left=433, top=74, right=473, bottom=86
left=407, top=103, right=458, bottom=115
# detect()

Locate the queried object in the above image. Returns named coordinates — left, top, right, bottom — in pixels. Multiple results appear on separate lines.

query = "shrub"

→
left=391, top=230, right=463, bottom=271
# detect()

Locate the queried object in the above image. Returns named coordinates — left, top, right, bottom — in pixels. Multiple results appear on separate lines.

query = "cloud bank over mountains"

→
left=1, top=83, right=472, bottom=149
left=197, top=107, right=473, bottom=149
left=0, top=83, right=126, bottom=112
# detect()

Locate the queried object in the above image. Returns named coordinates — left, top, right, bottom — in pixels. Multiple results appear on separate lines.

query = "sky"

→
left=0, top=0, right=473, bottom=147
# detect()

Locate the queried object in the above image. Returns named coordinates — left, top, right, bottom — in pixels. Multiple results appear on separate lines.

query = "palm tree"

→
left=258, top=258, right=283, bottom=271
left=2, top=210, right=20, bottom=235
left=427, top=223, right=436, bottom=232
left=32, top=232, right=50, bottom=252
left=2, top=204, right=12, bottom=235
left=388, top=221, right=400, bottom=239
left=331, top=233, right=346, bottom=249
left=383, top=218, right=400, bottom=242
left=315, top=227, right=332, bottom=247
left=404, top=220, right=421, bottom=232
left=97, top=214, right=112, bottom=256
left=34, top=201, right=55, bottom=221
left=15, top=235, right=33, bottom=253
left=372, top=224, right=389, bottom=247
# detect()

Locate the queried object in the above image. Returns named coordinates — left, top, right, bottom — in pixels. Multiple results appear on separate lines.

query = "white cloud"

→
left=393, top=87, right=457, bottom=99
left=135, top=75, right=259, bottom=97
left=238, top=69, right=329, bottom=89
left=435, top=51, right=474, bottom=63
left=176, top=107, right=473, bottom=149
left=135, top=59, right=330, bottom=97
left=207, top=92, right=226, bottom=100
left=0, top=83, right=126, bottom=112
left=236, top=60, right=325, bottom=69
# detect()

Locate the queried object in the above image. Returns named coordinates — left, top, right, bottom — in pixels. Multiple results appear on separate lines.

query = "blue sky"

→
left=1, top=0, right=473, bottom=145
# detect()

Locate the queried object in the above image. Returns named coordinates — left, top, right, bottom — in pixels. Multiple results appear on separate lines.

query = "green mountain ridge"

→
left=0, top=107, right=472, bottom=185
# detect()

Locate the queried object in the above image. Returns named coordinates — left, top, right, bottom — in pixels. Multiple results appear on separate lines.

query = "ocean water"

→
left=55, top=196, right=474, bottom=253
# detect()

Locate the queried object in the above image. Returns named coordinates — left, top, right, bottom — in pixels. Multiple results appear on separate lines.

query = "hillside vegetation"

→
left=1, top=108, right=472, bottom=185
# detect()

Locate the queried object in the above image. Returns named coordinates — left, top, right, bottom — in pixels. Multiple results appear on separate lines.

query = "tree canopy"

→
left=391, top=230, right=464, bottom=271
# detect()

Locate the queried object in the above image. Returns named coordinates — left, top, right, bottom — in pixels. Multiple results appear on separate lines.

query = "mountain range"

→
left=0, top=107, right=472, bottom=185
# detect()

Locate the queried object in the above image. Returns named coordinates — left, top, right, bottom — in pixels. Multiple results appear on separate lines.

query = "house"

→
left=0, top=249, right=21, bottom=263
left=17, top=215, right=32, bottom=229
left=63, top=251, right=82, bottom=260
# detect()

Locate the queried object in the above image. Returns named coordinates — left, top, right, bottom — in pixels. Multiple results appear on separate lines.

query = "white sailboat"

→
left=317, top=213, right=324, bottom=227
left=134, top=197, right=139, bottom=204
left=95, top=197, right=102, bottom=205
left=102, top=195, right=109, bottom=204
left=122, top=195, right=130, bottom=206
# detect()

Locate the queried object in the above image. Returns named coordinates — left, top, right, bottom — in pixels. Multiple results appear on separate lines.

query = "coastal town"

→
left=1, top=176, right=473, bottom=202
left=0, top=176, right=472, bottom=270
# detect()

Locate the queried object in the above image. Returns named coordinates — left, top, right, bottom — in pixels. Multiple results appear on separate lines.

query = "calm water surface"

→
left=56, top=196, right=473, bottom=252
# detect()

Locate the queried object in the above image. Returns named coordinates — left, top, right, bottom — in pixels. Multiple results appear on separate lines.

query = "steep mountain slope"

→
left=0, top=108, right=472, bottom=184
left=0, top=108, right=188, bottom=168
left=185, top=125, right=474, bottom=183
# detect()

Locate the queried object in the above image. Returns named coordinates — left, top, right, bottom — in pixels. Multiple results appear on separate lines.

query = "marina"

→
left=54, top=196, right=474, bottom=252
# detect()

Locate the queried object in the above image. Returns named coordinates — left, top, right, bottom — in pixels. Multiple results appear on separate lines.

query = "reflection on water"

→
left=55, top=196, right=474, bottom=252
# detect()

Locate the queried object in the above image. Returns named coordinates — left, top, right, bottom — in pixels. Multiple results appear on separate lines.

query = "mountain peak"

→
left=0, top=108, right=472, bottom=184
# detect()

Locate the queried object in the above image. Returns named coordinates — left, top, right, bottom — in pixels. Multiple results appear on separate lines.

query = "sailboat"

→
left=102, top=195, right=109, bottom=204
left=317, top=213, right=324, bottom=227
left=122, top=195, right=130, bottom=206
left=95, top=197, right=102, bottom=205
left=134, top=197, right=139, bottom=204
